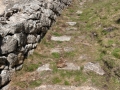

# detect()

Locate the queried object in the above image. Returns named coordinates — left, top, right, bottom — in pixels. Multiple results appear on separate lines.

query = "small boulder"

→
left=1, top=36, right=18, bottom=54
left=84, top=62, right=105, bottom=75
left=0, top=70, right=10, bottom=86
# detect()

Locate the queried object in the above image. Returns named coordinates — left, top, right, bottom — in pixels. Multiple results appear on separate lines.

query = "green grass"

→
left=29, top=80, right=42, bottom=88
left=112, top=48, right=120, bottom=59
left=52, top=53, right=60, bottom=59
left=52, top=77, right=62, bottom=84
left=15, top=82, right=27, bottom=88
left=64, top=51, right=75, bottom=58
left=53, top=32, right=62, bottom=36
left=64, top=81, right=70, bottom=85
left=23, top=64, right=39, bottom=72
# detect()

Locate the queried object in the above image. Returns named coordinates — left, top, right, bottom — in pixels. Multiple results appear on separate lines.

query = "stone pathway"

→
left=7, top=0, right=108, bottom=90
left=34, top=85, right=99, bottom=90
left=36, top=63, right=80, bottom=72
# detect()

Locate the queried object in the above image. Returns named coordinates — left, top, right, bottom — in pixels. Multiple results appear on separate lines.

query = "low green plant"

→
left=53, top=32, right=62, bottom=36
left=15, top=81, right=27, bottom=88
left=52, top=77, right=61, bottom=84
left=64, top=80, right=70, bottom=85
left=52, top=53, right=60, bottom=58
left=64, top=52, right=75, bottom=58
left=29, top=80, right=42, bottom=88
left=112, top=48, right=120, bottom=59
left=23, top=64, right=39, bottom=72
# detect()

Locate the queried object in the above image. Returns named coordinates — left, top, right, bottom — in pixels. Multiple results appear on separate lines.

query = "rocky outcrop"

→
left=0, top=0, right=72, bottom=88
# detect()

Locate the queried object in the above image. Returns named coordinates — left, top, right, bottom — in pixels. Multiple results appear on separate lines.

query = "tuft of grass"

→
left=52, top=53, right=60, bottom=59
left=53, top=32, right=62, bottom=36
left=52, top=77, right=62, bottom=84
left=64, top=80, right=70, bottom=85
left=23, top=64, right=39, bottom=72
left=50, top=62, right=58, bottom=73
left=29, top=80, right=42, bottom=88
left=15, top=82, right=27, bottom=88
left=42, top=39, right=54, bottom=48
left=64, top=52, right=75, bottom=58
left=112, top=48, right=120, bottom=59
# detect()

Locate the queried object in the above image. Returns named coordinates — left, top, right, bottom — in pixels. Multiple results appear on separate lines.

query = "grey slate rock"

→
left=13, top=33, right=27, bottom=46
left=0, top=57, right=7, bottom=70
left=15, top=64, right=23, bottom=71
left=0, top=70, right=10, bottom=86
left=7, top=53, right=18, bottom=68
left=1, top=36, right=18, bottom=54
left=27, top=35, right=37, bottom=44
left=84, top=62, right=105, bottom=75
left=0, top=23, right=24, bottom=36
left=16, top=53, right=24, bottom=65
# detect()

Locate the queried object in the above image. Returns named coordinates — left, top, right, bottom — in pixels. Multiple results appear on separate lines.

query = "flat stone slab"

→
left=58, top=63, right=80, bottom=70
left=36, top=64, right=51, bottom=72
left=51, top=36, right=71, bottom=41
left=34, top=85, right=99, bottom=90
left=78, top=54, right=91, bottom=61
left=76, top=86, right=99, bottom=90
left=76, top=10, right=83, bottom=15
left=84, top=62, right=105, bottom=75
left=66, top=22, right=77, bottom=26
left=50, top=47, right=75, bottom=53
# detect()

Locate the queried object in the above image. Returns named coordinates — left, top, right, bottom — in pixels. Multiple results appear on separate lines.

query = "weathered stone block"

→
left=1, top=36, right=17, bottom=54
left=7, top=53, right=17, bottom=68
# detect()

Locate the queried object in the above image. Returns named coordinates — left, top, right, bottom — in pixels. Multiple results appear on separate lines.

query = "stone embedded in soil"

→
left=50, top=47, right=62, bottom=53
left=66, top=22, right=77, bottom=26
left=36, top=64, right=51, bottom=72
left=75, top=86, right=99, bottom=90
left=76, top=10, right=83, bottom=15
left=34, top=85, right=99, bottom=90
left=50, top=47, right=75, bottom=53
left=0, top=70, right=10, bottom=86
left=78, top=54, right=91, bottom=61
left=58, top=63, right=80, bottom=70
left=84, top=62, right=105, bottom=75
left=51, top=36, right=71, bottom=41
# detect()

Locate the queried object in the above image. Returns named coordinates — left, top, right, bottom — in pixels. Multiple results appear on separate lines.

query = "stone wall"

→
left=0, top=0, right=72, bottom=88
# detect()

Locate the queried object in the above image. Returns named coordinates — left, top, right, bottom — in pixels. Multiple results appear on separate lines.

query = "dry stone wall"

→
left=0, top=0, right=72, bottom=88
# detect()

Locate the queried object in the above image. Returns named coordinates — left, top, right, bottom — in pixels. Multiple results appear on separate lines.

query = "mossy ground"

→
left=10, top=0, right=120, bottom=90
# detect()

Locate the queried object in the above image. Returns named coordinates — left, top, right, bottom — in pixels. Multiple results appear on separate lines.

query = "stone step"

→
left=34, top=85, right=99, bottom=90
left=36, top=62, right=80, bottom=72
left=50, top=47, right=75, bottom=53
left=51, top=36, right=71, bottom=41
